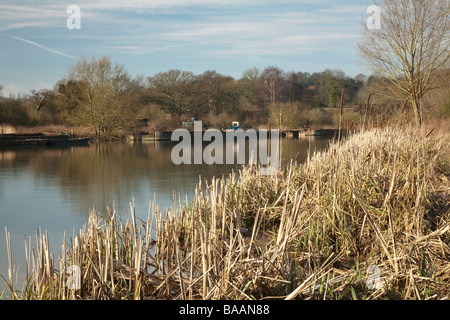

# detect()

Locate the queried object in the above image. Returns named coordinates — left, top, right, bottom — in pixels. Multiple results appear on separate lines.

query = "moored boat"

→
left=0, top=133, right=90, bottom=147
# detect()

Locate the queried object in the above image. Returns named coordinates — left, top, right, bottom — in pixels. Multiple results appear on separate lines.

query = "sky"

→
left=0, top=0, right=375, bottom=97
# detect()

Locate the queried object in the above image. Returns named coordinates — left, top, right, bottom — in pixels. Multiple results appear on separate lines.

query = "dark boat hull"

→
left=0, top=133, right=90, bottom=147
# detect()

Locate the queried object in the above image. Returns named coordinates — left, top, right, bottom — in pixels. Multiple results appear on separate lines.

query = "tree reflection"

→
left=0, top=137, right=330, bottom=221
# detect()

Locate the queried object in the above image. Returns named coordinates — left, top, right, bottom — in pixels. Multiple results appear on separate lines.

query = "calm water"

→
left=0, top=136, right=330, bottom=292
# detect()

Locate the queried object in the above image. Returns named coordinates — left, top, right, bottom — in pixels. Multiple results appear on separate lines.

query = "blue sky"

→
left=0, top=0, right=374, bottom=96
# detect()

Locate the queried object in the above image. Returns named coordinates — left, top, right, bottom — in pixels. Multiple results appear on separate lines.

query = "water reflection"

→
left=0, top=136, right=330, bottom=291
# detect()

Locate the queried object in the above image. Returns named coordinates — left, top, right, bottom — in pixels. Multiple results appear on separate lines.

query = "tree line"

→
left=0, top=57, right=373, bottom=138
left=0, top=57, right=448, bottom=139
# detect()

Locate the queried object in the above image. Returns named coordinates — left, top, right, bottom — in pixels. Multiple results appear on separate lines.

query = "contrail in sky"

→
left=8, top=35, right=77, bottom=60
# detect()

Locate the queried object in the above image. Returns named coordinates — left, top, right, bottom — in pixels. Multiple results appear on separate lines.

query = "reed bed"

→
left=0, top=124, right=16, bottom=134
left=2, top=124, right=449, bottom=300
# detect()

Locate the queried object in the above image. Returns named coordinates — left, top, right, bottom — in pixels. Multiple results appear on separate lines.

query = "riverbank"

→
left=1, top=123, right=348, bottom=143
left=2, top=122, right=449, bottom=300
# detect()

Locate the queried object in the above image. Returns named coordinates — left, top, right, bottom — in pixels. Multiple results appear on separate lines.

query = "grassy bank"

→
left=2, top=123, right=449, bottom=300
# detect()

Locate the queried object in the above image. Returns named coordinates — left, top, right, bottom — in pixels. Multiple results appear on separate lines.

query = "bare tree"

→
left=241, top=67, right=260, bottom=82
left=358, top=0, right=449, bottom=126
left=147, top=69, right=198, bottom=117
left=258, top=66, right=284, bottom=105
left=30, top=89, right=54, bottom=113
left=57, top=56, right=140, bottom=138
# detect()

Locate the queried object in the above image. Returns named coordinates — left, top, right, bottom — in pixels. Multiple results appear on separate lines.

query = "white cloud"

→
left=0, top=22, right=49, bottom=32
left=0, top=4, right=63, bottom=31
left=105, top=44, right=187, bottom=56
left=75, top=0, right=323, bottom=11
left=145, top=8, right=363, bottom=58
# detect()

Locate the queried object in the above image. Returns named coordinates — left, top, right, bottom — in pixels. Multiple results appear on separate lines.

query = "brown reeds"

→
left=366, top=93, right=371, bottom=110
left=2, top=124, right=449, bottom=300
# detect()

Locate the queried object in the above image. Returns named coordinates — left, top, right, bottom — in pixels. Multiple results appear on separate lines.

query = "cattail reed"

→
left=401, top=99, right=408, bottom=113
left=366, top=92, right=371, bottom=110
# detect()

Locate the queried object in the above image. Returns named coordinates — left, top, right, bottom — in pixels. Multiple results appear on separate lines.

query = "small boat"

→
left=0, top=133, right=90, bottom=147
left=231, top=121, right=243, bottom=130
